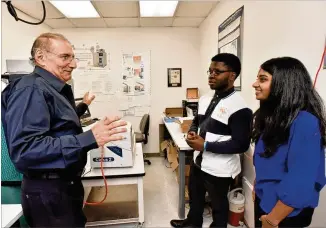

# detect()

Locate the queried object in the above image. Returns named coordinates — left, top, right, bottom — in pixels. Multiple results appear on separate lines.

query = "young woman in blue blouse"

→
left=252, top=57, right=326, bottom=228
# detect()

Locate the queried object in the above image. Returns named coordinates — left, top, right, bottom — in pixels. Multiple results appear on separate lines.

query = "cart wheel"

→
left=137, top=222, right=144, bottom=228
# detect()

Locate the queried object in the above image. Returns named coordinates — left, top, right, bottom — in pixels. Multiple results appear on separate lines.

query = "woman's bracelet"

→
left=265, top=216, right=278, bottom=227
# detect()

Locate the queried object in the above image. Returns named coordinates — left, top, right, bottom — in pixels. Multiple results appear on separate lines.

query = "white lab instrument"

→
left=87, top=121, right=136, bottom=168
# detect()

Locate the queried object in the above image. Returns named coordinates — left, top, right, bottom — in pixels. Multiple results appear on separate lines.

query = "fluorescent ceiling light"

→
left=140, top=1, right=178, bottom=17
left=50, top=1, right=100, bottom=18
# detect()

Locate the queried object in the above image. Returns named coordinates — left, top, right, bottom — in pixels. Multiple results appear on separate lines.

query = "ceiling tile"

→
left=173, top=17, right=205, bottom=27
left=175, top=1, right=217, bottom=17
left=104, top=18, right=139, bottom=27
left=140, top=18, right=173, bottom=27
left=70, top=18, right=107, bottom=28
left=93, top=1, right=138, bottom=18
left=12, top=1, right=64, bottom=19
left=45, top=19, right=75, bottom=29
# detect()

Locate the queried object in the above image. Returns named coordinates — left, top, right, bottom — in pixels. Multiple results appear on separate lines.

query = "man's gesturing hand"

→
left=83, top=91, right=95, bottom=105
left=91, top=116, right=127, bottom=147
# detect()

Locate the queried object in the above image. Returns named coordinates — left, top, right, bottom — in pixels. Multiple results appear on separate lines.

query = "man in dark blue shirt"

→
left=1, top=33, right=127, bottom=227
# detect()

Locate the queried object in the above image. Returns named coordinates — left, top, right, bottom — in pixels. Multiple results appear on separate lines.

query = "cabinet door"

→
left=243, top=177, right=255, bottom=228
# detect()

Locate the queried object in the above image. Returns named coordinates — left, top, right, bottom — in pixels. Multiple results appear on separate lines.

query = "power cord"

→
left=313, top=44, right=326, bottom=88
left=3, top=1, right=46, bottom=25
left=84, top=146, right=109, bottom=205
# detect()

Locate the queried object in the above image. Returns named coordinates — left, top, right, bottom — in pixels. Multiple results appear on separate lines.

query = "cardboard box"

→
left=180, top=119, right=193, bottom=133
left=161, top=138, right=191, bottom=201
left=168, top=143, right=178, bottom=165
left=175, top=165, right=191, bottom=187
left=165, top=107, right=184, bottom=117
left=161, top=140, right=178, bottom=168
left=159, top=124, right=166, bottom=156
left=186, top=88, right=199, bottom=99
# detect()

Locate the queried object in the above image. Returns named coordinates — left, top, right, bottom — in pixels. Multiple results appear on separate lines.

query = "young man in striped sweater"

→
left=170, top=53, right=253, bottom=228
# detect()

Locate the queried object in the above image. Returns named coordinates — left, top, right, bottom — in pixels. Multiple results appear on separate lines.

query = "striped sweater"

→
left=190, top=87, right=252, bottom=178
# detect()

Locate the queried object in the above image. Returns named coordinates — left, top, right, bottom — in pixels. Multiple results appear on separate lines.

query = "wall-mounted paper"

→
left=103, top=81, right=114, bottom=95
left=124, top=107, right=135, bottom=116
left=74, top=48, right=93, bottom=69
left=135, top=106, right=149, bottom=117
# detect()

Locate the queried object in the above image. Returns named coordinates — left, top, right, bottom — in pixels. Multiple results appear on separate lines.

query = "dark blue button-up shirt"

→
left=1, top=66, right=98, bottom=174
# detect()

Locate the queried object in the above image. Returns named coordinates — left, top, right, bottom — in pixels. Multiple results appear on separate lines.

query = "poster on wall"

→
left=73, top=44, right=111, bottom=70
left=120, top=51, right=151, bottom=117
left=218, top=6, right=244, bottom=91
left=122, top=52, right=147, bottom=96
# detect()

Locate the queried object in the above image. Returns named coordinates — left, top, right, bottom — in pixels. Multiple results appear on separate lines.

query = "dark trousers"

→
left=187, top=163, right=232, bottom=228
left=254, top=196, right=314, bottom=228
left=21, top=177, right=86, bottom=228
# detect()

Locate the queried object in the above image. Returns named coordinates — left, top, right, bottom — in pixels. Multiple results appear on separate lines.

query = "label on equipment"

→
left=93, top=157, right=115, bottom=162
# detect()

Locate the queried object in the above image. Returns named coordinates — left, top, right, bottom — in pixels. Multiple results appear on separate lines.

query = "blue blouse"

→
left=254, top=111, right=326, bottom=217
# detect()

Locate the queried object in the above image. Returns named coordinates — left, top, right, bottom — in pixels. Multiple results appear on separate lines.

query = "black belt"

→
left=1, top=181, right=22, bottom=186
left=24, top=170, right=82, bottom=180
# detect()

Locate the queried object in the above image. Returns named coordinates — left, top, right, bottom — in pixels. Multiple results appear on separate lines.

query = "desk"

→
left=163, top=117, right=193, bottom=219
left=82, top=143, right=145, bottom=227
left=1, top=204, right=23, bottom=228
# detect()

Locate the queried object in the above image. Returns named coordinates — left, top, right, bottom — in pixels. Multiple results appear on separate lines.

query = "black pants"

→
left=254, top=196, right=314, bottom=228
left=187, top=163, right=232, bottom=228
left=21, top=177, right=86, bottom=228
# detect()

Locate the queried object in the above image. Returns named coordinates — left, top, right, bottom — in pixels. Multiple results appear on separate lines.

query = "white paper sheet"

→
left=135, top=106, right=149, bottom=117
left=74, top=48, right=93, bottom=70
left=102, top=81, right=114, bottom=95
left=124, top=107, right=135, bottom=116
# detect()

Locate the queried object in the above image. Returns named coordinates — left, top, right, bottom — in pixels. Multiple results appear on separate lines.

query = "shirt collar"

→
left=214, top=87, right=235, bottom=99
left=34, top=66, right=66, bottom=92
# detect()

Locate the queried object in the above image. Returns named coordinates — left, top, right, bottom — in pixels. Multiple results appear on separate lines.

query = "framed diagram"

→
left=168, top=68, right=182, bottom=87
left=218, top=6, right=244, bottom=91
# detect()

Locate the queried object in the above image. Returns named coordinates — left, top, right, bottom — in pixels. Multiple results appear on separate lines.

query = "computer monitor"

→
left=6, top=60, right=34, bottom=74
left=74, top=98, right=91, bottom=119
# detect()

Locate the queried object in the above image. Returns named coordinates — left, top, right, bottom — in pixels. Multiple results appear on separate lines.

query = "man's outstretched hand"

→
left=91, top=116, right=127, bottom=147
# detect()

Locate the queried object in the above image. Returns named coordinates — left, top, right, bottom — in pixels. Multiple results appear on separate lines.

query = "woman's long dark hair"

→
left=252, top=57, right=326, bottom=158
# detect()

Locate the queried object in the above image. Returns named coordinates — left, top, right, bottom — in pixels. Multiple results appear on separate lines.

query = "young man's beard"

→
left=212, top=79, right=229, bottom=91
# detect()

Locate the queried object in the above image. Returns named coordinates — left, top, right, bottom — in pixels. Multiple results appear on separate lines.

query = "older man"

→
left=1, top=33, right=126, bottom=227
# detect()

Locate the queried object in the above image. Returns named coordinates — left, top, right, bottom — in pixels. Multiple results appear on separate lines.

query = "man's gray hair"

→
left=30, top=32, right=69, bottom=65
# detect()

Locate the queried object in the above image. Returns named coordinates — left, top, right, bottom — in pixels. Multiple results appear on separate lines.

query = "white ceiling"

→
left=10, top=1, right=219, bottom=28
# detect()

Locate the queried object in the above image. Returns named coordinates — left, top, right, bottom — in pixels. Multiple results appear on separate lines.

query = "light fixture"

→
left=139, top=1, right=178, bottom=17
left=50, top=1, right=100, bottom=18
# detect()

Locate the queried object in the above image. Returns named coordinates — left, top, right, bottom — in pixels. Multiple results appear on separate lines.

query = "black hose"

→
left=3, top=1, right=46, bottom=25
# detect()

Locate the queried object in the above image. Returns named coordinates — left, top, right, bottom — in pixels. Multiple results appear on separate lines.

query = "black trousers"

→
left=187, top=163, right=232, bottom=228
left=21, top=176, right=86, bottom=228
left=254, top=196, right=314, bottom=228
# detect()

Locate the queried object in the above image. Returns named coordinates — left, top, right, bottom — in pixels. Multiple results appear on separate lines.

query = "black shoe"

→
left=170, top=219, right=198, bottom=228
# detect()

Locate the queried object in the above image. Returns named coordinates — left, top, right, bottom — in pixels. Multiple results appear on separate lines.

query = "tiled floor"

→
left=142, top=157, right=214, bottom=228
left=91, top=157, right=244, bottom=228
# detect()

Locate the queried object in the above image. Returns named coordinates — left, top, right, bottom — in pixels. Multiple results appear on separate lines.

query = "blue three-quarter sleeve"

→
left=276, top=113, right=321, bottom=209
